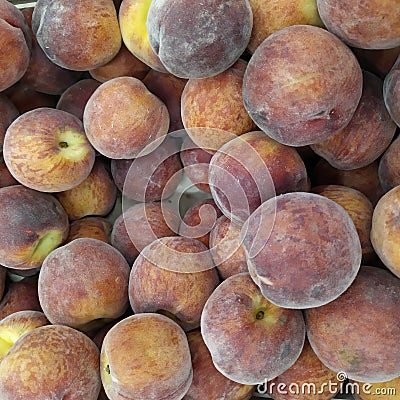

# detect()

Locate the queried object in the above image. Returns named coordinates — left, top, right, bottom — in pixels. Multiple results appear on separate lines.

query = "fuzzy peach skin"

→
left=0, top=324, right=101, bottom=400
left=55, top=157, right=117, bottom=221
left=184, top=330, right=255, bottom=400
left=243, top=25, right=363, bottom=147
left=0, top=185, right=69, bottom=270
left=32, top=0, right=121, bottom=71
left=3, top=107, right=96, bottom=192
left=311, top=71, right=397, bottom=170
left=38, top=238, right=130, bottom=332
left=146, top=0, right=253, bottom=79
left=66, top=216, right=112, bottom=244
left=370, top=185, right=400, bottom=278
left=100, top=313, right=193, bottom=400
left=242, top=192, right=362, bottom=309
left=83, top=76, right=169, bottom=159
left=129, top=236, right=219, bottom=331
left=0, top=310, right=49, bottom=362
left=305, top=266, right=400, bottom=382
left=316, top=0, right=400, bottom=50
left=0, top=0, right=31, bottom=92
left=201, top=273, right=306, bottom=385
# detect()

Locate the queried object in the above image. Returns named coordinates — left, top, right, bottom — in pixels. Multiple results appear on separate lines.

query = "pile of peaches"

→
left=0, top=0, right=400, bottom=399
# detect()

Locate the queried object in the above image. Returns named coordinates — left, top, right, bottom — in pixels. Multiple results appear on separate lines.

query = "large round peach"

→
left=101, top=313, right=192, bottom=400
left=0, top=324, right=101, bottom=400
left=0, top=185, right=69, bottom=270
left=311, top=71, right=397, bottom=169
left=243, top=25, right=363, bottom=146
left=181, top=60, right=257, bottom=150
left=317, top=0, right=400, bottom=50
left=305, top=266, right=400, bottom=382
left=242, top=192, right=362, bottom=309
left=129, top=236, right=219, bottom=331
left=38, top=238, right=130, bottom=331
left=55, top=157, right=117, bottom=221
left=184, top=330, right=254, bottom=400
left=146, top=0, right=253, bottom=79
left=201, top=273, right=306, bottom=385
left=383, top=54, right=400, bottom=127
left=3, top=107, right=96, bottom=192
left=32, top=0, right=121, bottom=71
left=83, top=76, right=169, bottom=159
left=370, top=185, right=400, bottom=277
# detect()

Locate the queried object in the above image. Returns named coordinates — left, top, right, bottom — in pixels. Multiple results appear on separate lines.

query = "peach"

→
left=111, top=202, right=180, bottom=264
left=118, top=0, right=167, bottom=72
left=0, top=185, right=69, bottom=270
left=110, top=135, right=182, bottom=201
left=383, top=54, right=400, bottom=126
left=311, top=185, right=374, bottom=263
left=179, top=198, right=223, bottom=248
left=0, top=275, right=41, bottom=320
left=208, top=130, right=308, bottom=224
left=370, top=185, right=400, bottom=277
left=311, top=71, right=397, bottom=169
left=180, top=136, right=213, bottom=193
left=32, top=0, right=121, bottom=71
left=129, top=236, right=219, bottom=331
left=181, top=60, right=257, bottom=151
left=201, top=272, right=306, bottom=384
left=101, top=313, right=193, bottom=400
left=264, top=339, right=340, bottom=399
left=143, top=69, right=187, bottom=132
left=4, top=107, right=96, bottom=192
left=243, top=25, right=363, bottom=146
left=184, top=330, right=255, bottom=400
left=305, top=266, right=400, bottom=382
left=83, top=76, right=169, bottom=159
left=242, top=192, right=362, bottom=309
left=55, top=157, right=117, bottom=221
left=317, top=0, right=400, bottom=50
left=0, top=0, right=31, bottom=92
left=66, top=216, right=112, bottom=244
left=89, top=42, right=150, bottom=83
left=209, top=215, right=248, bottom=280
left=56, top=78, right=102, bottom=121
left=0, top=324, right=101, bottom=400
left=378, top=134, right=400, bottom=192
left=247, top=0, right=324, bottom=54
left=0, top=93, right=18, bottom=151
left=146, top=0, right=253, bottom=79
left=0, top=310, right=48, bottom=362
left=38, top=238, right=130, bottom=331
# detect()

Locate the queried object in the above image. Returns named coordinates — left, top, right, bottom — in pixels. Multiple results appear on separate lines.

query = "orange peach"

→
left=66, top=216, right=112, bottom=244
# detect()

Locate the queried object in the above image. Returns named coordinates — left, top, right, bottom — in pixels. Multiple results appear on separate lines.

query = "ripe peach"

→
left=305, top=266, right=400, bottom=382
left=111, top=202, right=180, bottom=264
left=56, top=78, right=102, bottom=121
left=32, top=0, right=121, bottom=71
left=378, top=134, right=400, bottom=192
left=66, top=216, right=112, bottom=244
left=201, top=273, right=306, bottom=384
left=209, top=215, right=248, bottom=280
left=38, top=238, right=130, bottom=331
left=243, top=25, right=363, bottom=146
left=184, top=330, right=255, bottom=400
left=101, top=313, right=193, bottom=400
left=129, top=236, right=219, bottom=330
left=3, top=107, right=96, bottom=192
left=317, top=0, right=400, bottom=49
left=242, top=192, right=362, bottom=309
left=383, top=54, right=400, bottom=126
left=55, top=157, right=117, bottom=221
left=146, top=0, right=253, bottom=79
left=370, top=185, right=400, bottom=277
left=0, top=185, right=69, bottom=270
left=0, top=324, right=101, bottom=399
left=311, top=71, right=397, bottom=169
left=83, top=76, right=169, bottom=159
